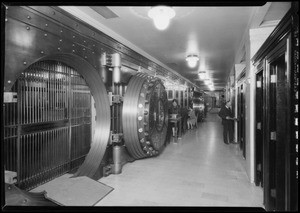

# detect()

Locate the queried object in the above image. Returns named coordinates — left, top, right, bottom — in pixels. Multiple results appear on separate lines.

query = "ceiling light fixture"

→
left=208, top=83, right=214, bottom=90
left=148, top=6, right=175, bottom=30
left=204, top=79, right=211, bottom=85
left=186, top=55, right=199, bottom=68
left=198, top=71, right=207, bottom=79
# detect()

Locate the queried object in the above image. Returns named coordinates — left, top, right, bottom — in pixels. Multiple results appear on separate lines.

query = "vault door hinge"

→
left=256, top=80, right=262, bottom=88
left=270, top=75, right=277, bottom=83
left=4, top=92, right=17, bottom=103
left=257, top=122, right=261, bottom=130
left=270, top=131, right=276, bottom=141
left=270, top=188, right=276, bottom=198
left=257, top=163, right=262, bottom=171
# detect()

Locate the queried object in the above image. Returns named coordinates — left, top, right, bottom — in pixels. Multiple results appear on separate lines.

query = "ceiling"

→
left=61, top=2, right=291, bottom=90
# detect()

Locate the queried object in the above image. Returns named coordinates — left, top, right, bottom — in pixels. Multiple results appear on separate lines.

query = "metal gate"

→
left=3, top=60, right=92, bottom=190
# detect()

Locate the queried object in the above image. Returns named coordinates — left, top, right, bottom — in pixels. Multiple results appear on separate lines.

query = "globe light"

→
left=186, top=55, right=199, bottom=68
left=208, top=83, right=214, bottom=91
left=198, top=71, right=207, bottom=79
left=148, top=6, right=175, bottom=30
left=204, top=79, right=211, bottom=85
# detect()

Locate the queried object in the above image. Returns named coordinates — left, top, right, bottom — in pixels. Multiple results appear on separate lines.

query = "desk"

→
left=169, top=116, right=182, bottom=143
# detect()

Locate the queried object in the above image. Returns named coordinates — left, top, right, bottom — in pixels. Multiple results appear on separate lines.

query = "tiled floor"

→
left=96, top=108, right=264, bottom=207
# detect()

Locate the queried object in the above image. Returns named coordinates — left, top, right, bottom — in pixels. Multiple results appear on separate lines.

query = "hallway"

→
left=96, top=109, right=263, bottom=207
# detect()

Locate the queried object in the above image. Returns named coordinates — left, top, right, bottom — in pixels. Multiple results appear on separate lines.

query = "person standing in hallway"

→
left=204, top=102, right=208, bottom=118
left=220, top=95, right=226, bottom=108
left=218, top=100, right=237, bottom=144
left=170, top=99, right=180, bottom=114
left=169, top=99, right=181, bottom=136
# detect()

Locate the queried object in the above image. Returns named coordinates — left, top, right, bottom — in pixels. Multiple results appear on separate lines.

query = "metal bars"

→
left=3, top=60, right=92, bottom=190
left=18, top=61, right=71, bottom=124
left=3, top=83, right=18, bottom=173
left=70, top=72, right=91, bottom=169
left=18, top=128, right=69, bottom=189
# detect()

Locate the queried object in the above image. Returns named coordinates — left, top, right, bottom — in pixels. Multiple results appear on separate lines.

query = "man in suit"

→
left=218, top=100, right=236, bottom=144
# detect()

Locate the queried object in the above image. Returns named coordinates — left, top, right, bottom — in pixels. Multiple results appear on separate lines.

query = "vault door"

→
left=3, top=60, right=92, bottom=190
left=238, top=84, right=246, bottom=158
left=264, top=53, right=287, bottom=211
left=255, top=70, right=264, bottom=187
left=267, top=57, right=277, bottom=210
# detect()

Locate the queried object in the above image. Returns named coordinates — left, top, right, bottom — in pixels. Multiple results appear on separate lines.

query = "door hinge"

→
left=270, top=131, right=276, bottom=140
left=4, top=92, right=17, bottom=103
left=257, top=163, right=262, bottom=171
left=270, top=75, right=277, bottom=83
left=257, top=122, right=261, bottom=130
left=270, top=188, right=276, bottom=198
left=256, top=81, right=262, bottom=88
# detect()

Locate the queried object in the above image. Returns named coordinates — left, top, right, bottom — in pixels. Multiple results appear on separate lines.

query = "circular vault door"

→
left=122, top=73, right=168, bottom=159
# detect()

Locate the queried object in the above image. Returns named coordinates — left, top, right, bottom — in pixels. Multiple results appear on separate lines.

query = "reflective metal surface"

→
left=4, top=6, right=197, bottom=92
left=3, top=5, right=194, bottom=185
left=122, top=73, right=168, bottom=159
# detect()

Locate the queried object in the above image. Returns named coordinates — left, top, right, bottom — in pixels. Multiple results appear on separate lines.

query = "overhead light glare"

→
left=186, top=55, right=199, bottom=68
left=148, top=6, right=175, bottom=30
